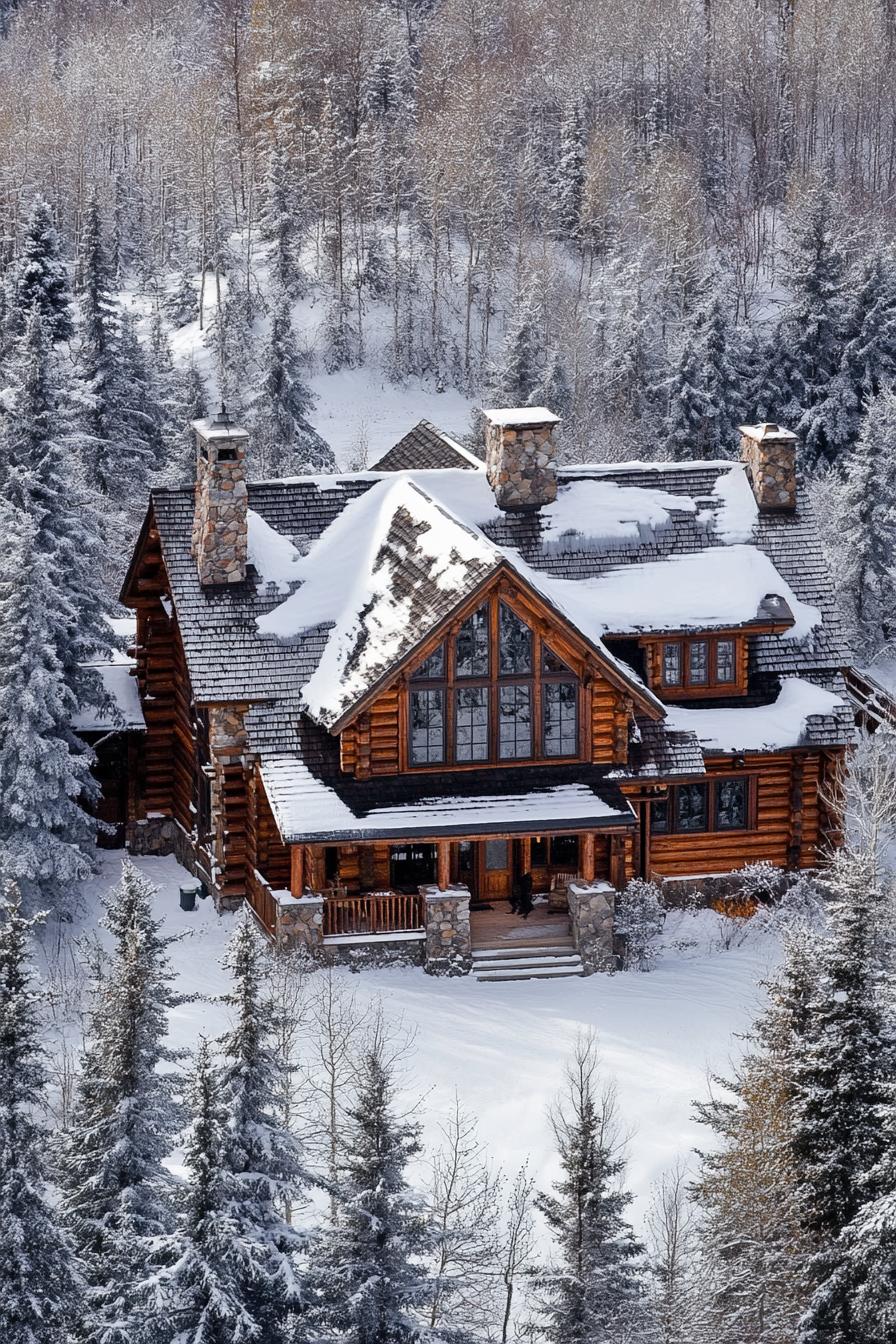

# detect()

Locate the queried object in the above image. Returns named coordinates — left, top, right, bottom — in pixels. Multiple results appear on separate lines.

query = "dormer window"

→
left=406, top=598, right=580, bottom=768
left=658, top=635, right=743, bottom=695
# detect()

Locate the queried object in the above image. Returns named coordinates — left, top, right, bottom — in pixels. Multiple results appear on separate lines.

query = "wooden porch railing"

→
left=323, top=890, right=426, bottom=938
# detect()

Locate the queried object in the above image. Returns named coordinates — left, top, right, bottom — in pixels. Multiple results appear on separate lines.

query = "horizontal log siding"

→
left=252, top=767, right=291, bottom=891
left=590, top=679, right=628, bottom=765
left=641, top=751, right=832, bottom=879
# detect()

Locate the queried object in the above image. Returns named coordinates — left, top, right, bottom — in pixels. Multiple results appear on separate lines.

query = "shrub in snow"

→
left=615, top=879, right=666, bottom=971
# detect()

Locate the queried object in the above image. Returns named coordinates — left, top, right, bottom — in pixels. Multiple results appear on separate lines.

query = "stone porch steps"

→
left=472, top=943, right=584, bottom=982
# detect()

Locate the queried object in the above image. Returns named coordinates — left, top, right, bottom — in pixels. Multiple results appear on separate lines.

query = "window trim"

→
left=650, top=776, right=753, bottom=835
left=404, top=594, right=581, bottom=769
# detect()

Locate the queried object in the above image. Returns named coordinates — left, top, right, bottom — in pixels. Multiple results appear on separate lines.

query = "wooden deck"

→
left=470, top=899, right=572, bottom=950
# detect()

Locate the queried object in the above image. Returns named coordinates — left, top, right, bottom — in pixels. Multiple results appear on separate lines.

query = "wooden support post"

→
left=609, top=835, right=625, bottom=890
left=290, top=845, right=304, bottom=898
left=520, top=837, right=532, bottom=875
left=581, top=832, right=596, bottom=883
left=437, top=840, right=451, bottom=891
left=309, top=846, right=326, bottom=892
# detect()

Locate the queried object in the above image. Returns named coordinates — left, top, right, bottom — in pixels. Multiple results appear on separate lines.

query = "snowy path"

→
left=62, top=850, right=776, bottom=1230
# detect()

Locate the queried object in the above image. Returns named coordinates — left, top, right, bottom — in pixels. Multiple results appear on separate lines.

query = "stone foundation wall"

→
left=568, top=881, right=616, bottom=974
left=423, top=885, right=472, bottom=976
left=485, top=417, right=560, bottom=511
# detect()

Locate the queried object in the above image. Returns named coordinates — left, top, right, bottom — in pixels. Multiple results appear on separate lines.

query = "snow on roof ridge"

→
left=559, top=458, right=738, bottom=475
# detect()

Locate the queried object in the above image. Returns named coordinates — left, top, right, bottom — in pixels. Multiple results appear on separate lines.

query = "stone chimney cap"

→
left=191, top=412, right=249, bottom=441
left=738, top=422, right=798, bottom=443
left=484, top=406, right=560, bottom=427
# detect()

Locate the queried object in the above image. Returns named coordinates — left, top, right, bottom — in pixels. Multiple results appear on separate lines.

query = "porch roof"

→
left=259, top=757, right=636, bottom=844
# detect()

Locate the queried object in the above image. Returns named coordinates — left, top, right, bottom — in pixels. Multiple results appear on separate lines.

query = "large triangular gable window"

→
left=407, top=599, right=579, bottom=768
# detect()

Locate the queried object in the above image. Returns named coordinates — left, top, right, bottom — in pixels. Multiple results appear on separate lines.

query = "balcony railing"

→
left=323, top=890, right=426, bottom=938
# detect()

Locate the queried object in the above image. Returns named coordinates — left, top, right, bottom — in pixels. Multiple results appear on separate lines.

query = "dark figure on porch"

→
left=510, top=871, right=534, bottom=919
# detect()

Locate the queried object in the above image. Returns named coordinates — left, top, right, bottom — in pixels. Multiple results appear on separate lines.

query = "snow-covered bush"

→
left=615, top=879, right=666, bottom=971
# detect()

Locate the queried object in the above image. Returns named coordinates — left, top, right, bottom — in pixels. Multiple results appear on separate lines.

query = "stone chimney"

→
left=483, top=407, right=560, bottom=512
left=738, top=422, right=798, bottom=512
left=191, top=406, right=249, bottom=586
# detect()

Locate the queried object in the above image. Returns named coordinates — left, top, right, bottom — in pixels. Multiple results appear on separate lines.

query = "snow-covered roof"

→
left=259, top=755, right=634, bottom=843
left=73, top=662, right=145, bottom=733
left=135, top=430, right=855, bottom=842
left=663, top=678, right=853, bottom=754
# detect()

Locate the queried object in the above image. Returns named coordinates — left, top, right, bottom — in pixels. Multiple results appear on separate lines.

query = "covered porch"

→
left=286, top=830, right=632, bottom=939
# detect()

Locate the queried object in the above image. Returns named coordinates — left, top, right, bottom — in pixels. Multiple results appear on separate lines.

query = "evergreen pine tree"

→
left=555, top=98, right=586, bottom=241
left=0, top=502, right=97, bottom=911
left=0, top=890, right=83, bottom=1341
left=145, top=1038, right=259, bottom=1343
left=157, top=358, right=208, bottom=488
left=76, top=190, right=159, bottom=498
left=60, top=860, right=183, bottom=1341
left=254, top=298, right=335, bottom=477
left=838, top=388, right=896, bottom=651
left=259, top=143, right=305, bottom=297
left=767, top=186, right=848, bottom=470
left=489, top=300, right=542, bottom=407
left=665, top=288, right=745, bottom=460
left=1, top=308, right=111, bottom=708
left=12, top=195, right=73, bottom=342
left=304, top=1027, right=448, bottom=1344
left=842, top=1080, right=896, bottom=1342
left=533, top=347, right=573, bottom=418
left=214, top=918, right=304, bottom=1341
left=793, top=851, right=891, bottom=1344
left=535, top=1035, right=647, bottom=1343
left=693, top=930, right=818, bottom=1341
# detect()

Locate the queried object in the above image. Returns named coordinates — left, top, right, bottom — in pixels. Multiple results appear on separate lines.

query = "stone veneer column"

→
left=567, top=880, right=616, bottom=975
left=484, top=408, right=560, bottom=512
left=191, top=412, right=250, bottom=586
left=207, top=704, right=248, bottom=904
left=738, top=423, right=798, bottom=512
left=274, top=893, right=325, bottom=953
left=422, top=885, right=472, bottom=976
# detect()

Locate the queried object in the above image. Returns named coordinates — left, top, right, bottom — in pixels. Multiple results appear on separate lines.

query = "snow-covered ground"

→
left=44, top=850, right=779, bottom=1236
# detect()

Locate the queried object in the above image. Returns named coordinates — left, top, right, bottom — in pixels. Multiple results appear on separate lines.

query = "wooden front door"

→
left=479, top=838, right=512, bottom=902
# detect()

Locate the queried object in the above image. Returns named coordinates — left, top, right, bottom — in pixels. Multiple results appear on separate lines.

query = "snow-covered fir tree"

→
left=767, top=186, right=849, bottom=470
left=60, top=860, right=183, bottom=1342
left=147, top=1037, right=260, bottom=1344
left=665, top=288, right=745, bottom=460
left=156, top=357, right=208, bottom=488
left=842, top=1077, right=896, bottom=1341
left=0, top=501, right=97, bottom=912
left=254, top=298, right=335, bottom=477
left=0, top=308, right=110, bottom=706
left=554, top=98, right=586, bottom=241
left=0, top=891, right=83, bottom=1342
left=793, top=850, right=892, bottom=1344
left=693, top=929, right=818, bottom=1342
left=303, top=1025, right=453, bottom=1344
left=533, top=347, right=573, bottom=418
left=535, top=1035, right=648, bottom=1343
left=259, top=142, right=305, bottom=297
left=214, top=917, right=305, bottom=1341
left=76, top=190, right=160, bottom=499
left=489, top=299, right=542, bottom=408
left=837, top=387, right=896, bottom=651
left=11, top=195, right=73, bottom=342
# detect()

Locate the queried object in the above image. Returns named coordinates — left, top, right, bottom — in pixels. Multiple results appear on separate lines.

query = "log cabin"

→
left=119, top=409, right=855, bottom=976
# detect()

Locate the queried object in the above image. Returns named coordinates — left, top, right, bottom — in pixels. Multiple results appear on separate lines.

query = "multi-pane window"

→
left=651, top=778, right=750, bottom=834
left=663, top=643, right=682, bottom=686
left=676, top=783, right=708, bottom=831
left=455, top=687, right=489, bottom=761
left=405, top=597, right=580, bottom=766
left=456, top=608, right=489, bottom=677
left=716, top=640, right=735, bottom=683
left=409, top=689, right=444, bottom=764
left=660, top=636, right=742, bottom=693
left=543, top=681, right=577, bottom=757
left=412, top=644, right=445, bottom=680
left=688, top=641, right=709, bottom=685
left=499, top=604, right=533, bottom=675
left=716, top=778, right=747, bottom=829
left=499, top=685, right=532, bottom=759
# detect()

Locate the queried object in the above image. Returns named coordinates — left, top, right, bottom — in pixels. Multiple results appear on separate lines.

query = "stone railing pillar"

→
left=567, top=880, right=616, bottom=975
left=422, top=884, right=472, bottom=976
left=274, top=893, right=325, bottom=953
